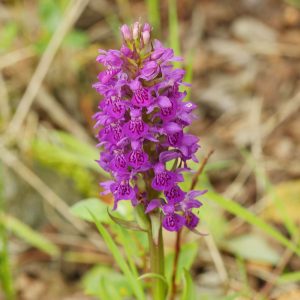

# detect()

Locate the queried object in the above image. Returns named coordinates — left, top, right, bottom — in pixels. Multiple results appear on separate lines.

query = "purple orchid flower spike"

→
left=93, top=21, right=205, bottom=232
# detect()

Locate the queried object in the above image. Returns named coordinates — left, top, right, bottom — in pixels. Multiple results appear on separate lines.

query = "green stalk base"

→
left=148, top=223, right=166, bottom=300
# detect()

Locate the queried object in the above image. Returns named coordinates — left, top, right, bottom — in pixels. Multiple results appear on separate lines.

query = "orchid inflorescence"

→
left=93, top=21, right=206, bottom=232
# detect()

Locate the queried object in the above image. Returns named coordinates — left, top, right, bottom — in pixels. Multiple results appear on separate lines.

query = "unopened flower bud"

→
left=142, top=31, right=150, bottom=45
left=121, top=24, right=132, bottom=41
left=132, top=22, right=140, bottom=40
left=142, top=23, right=151, bottom=44
left=143, top=23, right=151, bottom=33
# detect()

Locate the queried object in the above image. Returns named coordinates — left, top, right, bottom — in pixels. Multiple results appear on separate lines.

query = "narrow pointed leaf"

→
left=89, top=211, right=145, bottom=300
left=107, top=209, right=145, bottom=231
left=277, top=271, right=300, bottom=284
left=180, top=269, right=196, bottom=300
left=0, top=214, right=60, bottom=257
left=113, top=225, right=139, bottom=278
left=207, top=191, right=300, bottom=256
left=71, top=198, right=111, bottom=223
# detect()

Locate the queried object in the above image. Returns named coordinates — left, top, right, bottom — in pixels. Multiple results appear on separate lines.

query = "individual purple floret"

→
left=93, top=21, right=205, bottom=232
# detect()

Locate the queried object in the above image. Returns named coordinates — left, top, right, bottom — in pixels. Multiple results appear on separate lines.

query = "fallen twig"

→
left=256, top=247, right=294, bottom=300
left=6, top=0, right=90, bottom=142
left=190, top=149, right=214, bottom=190
left=0, top=143, right=85, bottom=232
left=36, top=86, right=93, bottom=143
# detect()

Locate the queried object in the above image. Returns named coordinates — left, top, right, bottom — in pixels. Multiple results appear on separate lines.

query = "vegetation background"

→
left=0, top=0, right=300, bottom=299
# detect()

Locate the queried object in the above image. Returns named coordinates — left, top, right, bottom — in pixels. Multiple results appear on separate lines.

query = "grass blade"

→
left=54, top=131, right=98, bottom=159
left=108, top=209, right=145, bottom=231
left=71, top=198, right=111, bottom=224
left=206, top=191, right=300, bottom=256
left=99, top=277, right=113, bottom=299
left=180, top=269, right=196, bottom=300
left=32, top=137, right=102, bottom=174
left=168, top=0, right=180, bottom=57
left=0, top=214, right=60, bottom=257
left=0, top=164, right=15, bottom=300
left=89, top=211, right=146, bottom=300
left=146, top=0, right=161, bottom=36
left=113, top=225, right=139, bottom=278
left=242, top=150, right=299, bottom=241
left=277, top=271, right=300, bottom=284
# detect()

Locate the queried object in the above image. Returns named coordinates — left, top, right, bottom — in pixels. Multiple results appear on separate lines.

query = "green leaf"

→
left=31, top=130, right=107, bottom=179
left=99, top=277, right=112, bottom=300
left=89, top=212, right=146, bottom=300
left=71, top=198, right=111, bottom=223
left=165, top=242, right=199, bottom=284
left=82, top=265, right=131, bottom=299
left=134, top=204, right=150, bottom=231
left=32, top=137, right=100, bottom=173
left=262, top=180, right=300, bottom=239
left=116, top=200, right=135, bottom=219
left=180, top=269, right=196, bottom=300
left=31, top=132, right=102, bottom=196
left=54, top=131, right=97, bottom=158
left=0, top=214, right=60, bottom=257
left=138, top=273, right=168, bottom=285
left=242, top=150, right=299, bottom=241
left=177, top=242, right=198, bottom=282
left=0, top=23, right=18, bottom=52
left=64, top=30, right=88, bottom=49
left=207, top=191, right=300, bottom=257
left=199, top=201, right=228, bottom=243
left=224, top=233, right=280, bottom=264
left=38, top=0, right=61, bottom=32
left=108, top=209, right=145, bottom=231
left=277, top=271, right=300, bottom=285
left=113, top=225, right=140, bottom=278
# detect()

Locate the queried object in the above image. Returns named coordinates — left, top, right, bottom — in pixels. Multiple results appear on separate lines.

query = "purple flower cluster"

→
left=93, top=22, right=206, bottom=232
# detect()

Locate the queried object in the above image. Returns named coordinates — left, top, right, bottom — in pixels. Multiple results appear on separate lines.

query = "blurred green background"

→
left=0, top=0, right=300, bottom=299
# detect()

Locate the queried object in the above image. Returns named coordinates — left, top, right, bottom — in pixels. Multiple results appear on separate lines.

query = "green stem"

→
left=148, top=221, right=166, bottom=300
